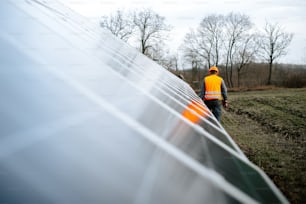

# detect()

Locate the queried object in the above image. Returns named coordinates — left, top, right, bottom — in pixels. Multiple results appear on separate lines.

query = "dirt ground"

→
left=221, top=88, right=306, bottom=204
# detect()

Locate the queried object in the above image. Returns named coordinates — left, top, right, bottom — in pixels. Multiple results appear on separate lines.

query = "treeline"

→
left=99, top=8, right=305, bottom=89
left=175, top=63, right=306, bottom=92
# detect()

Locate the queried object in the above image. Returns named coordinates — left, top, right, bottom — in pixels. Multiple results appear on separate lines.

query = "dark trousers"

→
left=204, top=100, right=222, bottom=121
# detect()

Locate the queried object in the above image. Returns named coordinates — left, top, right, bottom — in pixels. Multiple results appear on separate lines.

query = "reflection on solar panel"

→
left=0, top=0, right=288, bottom=203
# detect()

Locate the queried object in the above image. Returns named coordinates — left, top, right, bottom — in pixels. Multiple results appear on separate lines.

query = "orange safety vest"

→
left=204, top=75, right=223, bottom=100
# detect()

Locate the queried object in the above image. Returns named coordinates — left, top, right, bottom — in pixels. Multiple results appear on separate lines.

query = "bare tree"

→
left=182, top=13, right=254, bottom=88
left=181, top=29, right=205, bottom=70
left=132, top=8, right=171, bottom=58
left=198, top=15, right=224, bottom=68
left=100, top=8, right=172, bottom=67
left=234, top=33, right=260, bottom=87
left=161, top=53, right=179, bottom=71
left=147, top=42, right=170, bottom=66
left=100, top=10, right=135, bottom=42
left=223, top=13, right=252, bottom=88
left=260, top=21, right=293, bottom=85
left=180, top=45, right=202, bottom=88
left=182, top=15, right=224, bottom=70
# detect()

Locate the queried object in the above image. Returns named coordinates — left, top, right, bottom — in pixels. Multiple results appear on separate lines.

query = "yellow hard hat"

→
left=209, top=66, right=219, bottom=74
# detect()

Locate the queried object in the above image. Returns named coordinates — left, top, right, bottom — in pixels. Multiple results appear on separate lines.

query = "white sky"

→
left=59, top=0, right=306, bottom=65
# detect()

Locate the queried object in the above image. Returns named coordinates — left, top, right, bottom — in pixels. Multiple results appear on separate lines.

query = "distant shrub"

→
left=271, top=64, right=306, bottom=88
left=177, top=63, right=306, bottom=90
left=285, top=73, right=306, bottom=88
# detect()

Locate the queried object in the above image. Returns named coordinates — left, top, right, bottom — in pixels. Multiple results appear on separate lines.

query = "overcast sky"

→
left=60, top=0, right=306, bottom=65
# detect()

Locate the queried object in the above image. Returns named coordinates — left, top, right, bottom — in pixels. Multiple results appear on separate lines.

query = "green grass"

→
left=221, top=88, right=306, bottom=204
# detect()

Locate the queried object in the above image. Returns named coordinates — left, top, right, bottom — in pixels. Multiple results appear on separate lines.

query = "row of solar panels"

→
left=0, top=0, right=288, bottom=203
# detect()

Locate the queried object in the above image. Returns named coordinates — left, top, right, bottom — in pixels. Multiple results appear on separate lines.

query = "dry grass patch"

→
left=221, top=88, right=306, bottom=204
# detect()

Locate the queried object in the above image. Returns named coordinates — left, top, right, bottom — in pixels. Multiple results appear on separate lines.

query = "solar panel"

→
left=0, top=0, right=288, bottom=203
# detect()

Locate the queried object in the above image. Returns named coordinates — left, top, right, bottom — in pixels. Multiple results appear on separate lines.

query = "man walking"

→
left=199, top=66, right=228, bottom=121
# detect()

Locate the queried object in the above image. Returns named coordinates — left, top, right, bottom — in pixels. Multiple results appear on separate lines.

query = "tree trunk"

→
left=268, top=57, right=273, bottom=85
left=237, top=68, right=241, bottom=88
left=229, top=62, right=234, bottom=88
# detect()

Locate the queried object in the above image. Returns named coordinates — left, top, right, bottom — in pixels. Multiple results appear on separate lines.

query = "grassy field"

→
left=221, top=88, right=306, bottom=204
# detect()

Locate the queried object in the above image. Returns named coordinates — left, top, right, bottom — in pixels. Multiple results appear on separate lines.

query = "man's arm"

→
left=221, top=80, right=227, bottom=101
left=199, top=80, right=205, bottom=100
left=221, top=80, right=228, bottom=108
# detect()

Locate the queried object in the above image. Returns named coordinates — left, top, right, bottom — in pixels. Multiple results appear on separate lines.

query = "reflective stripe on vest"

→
left=204, top=75, right=222, bottom=100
